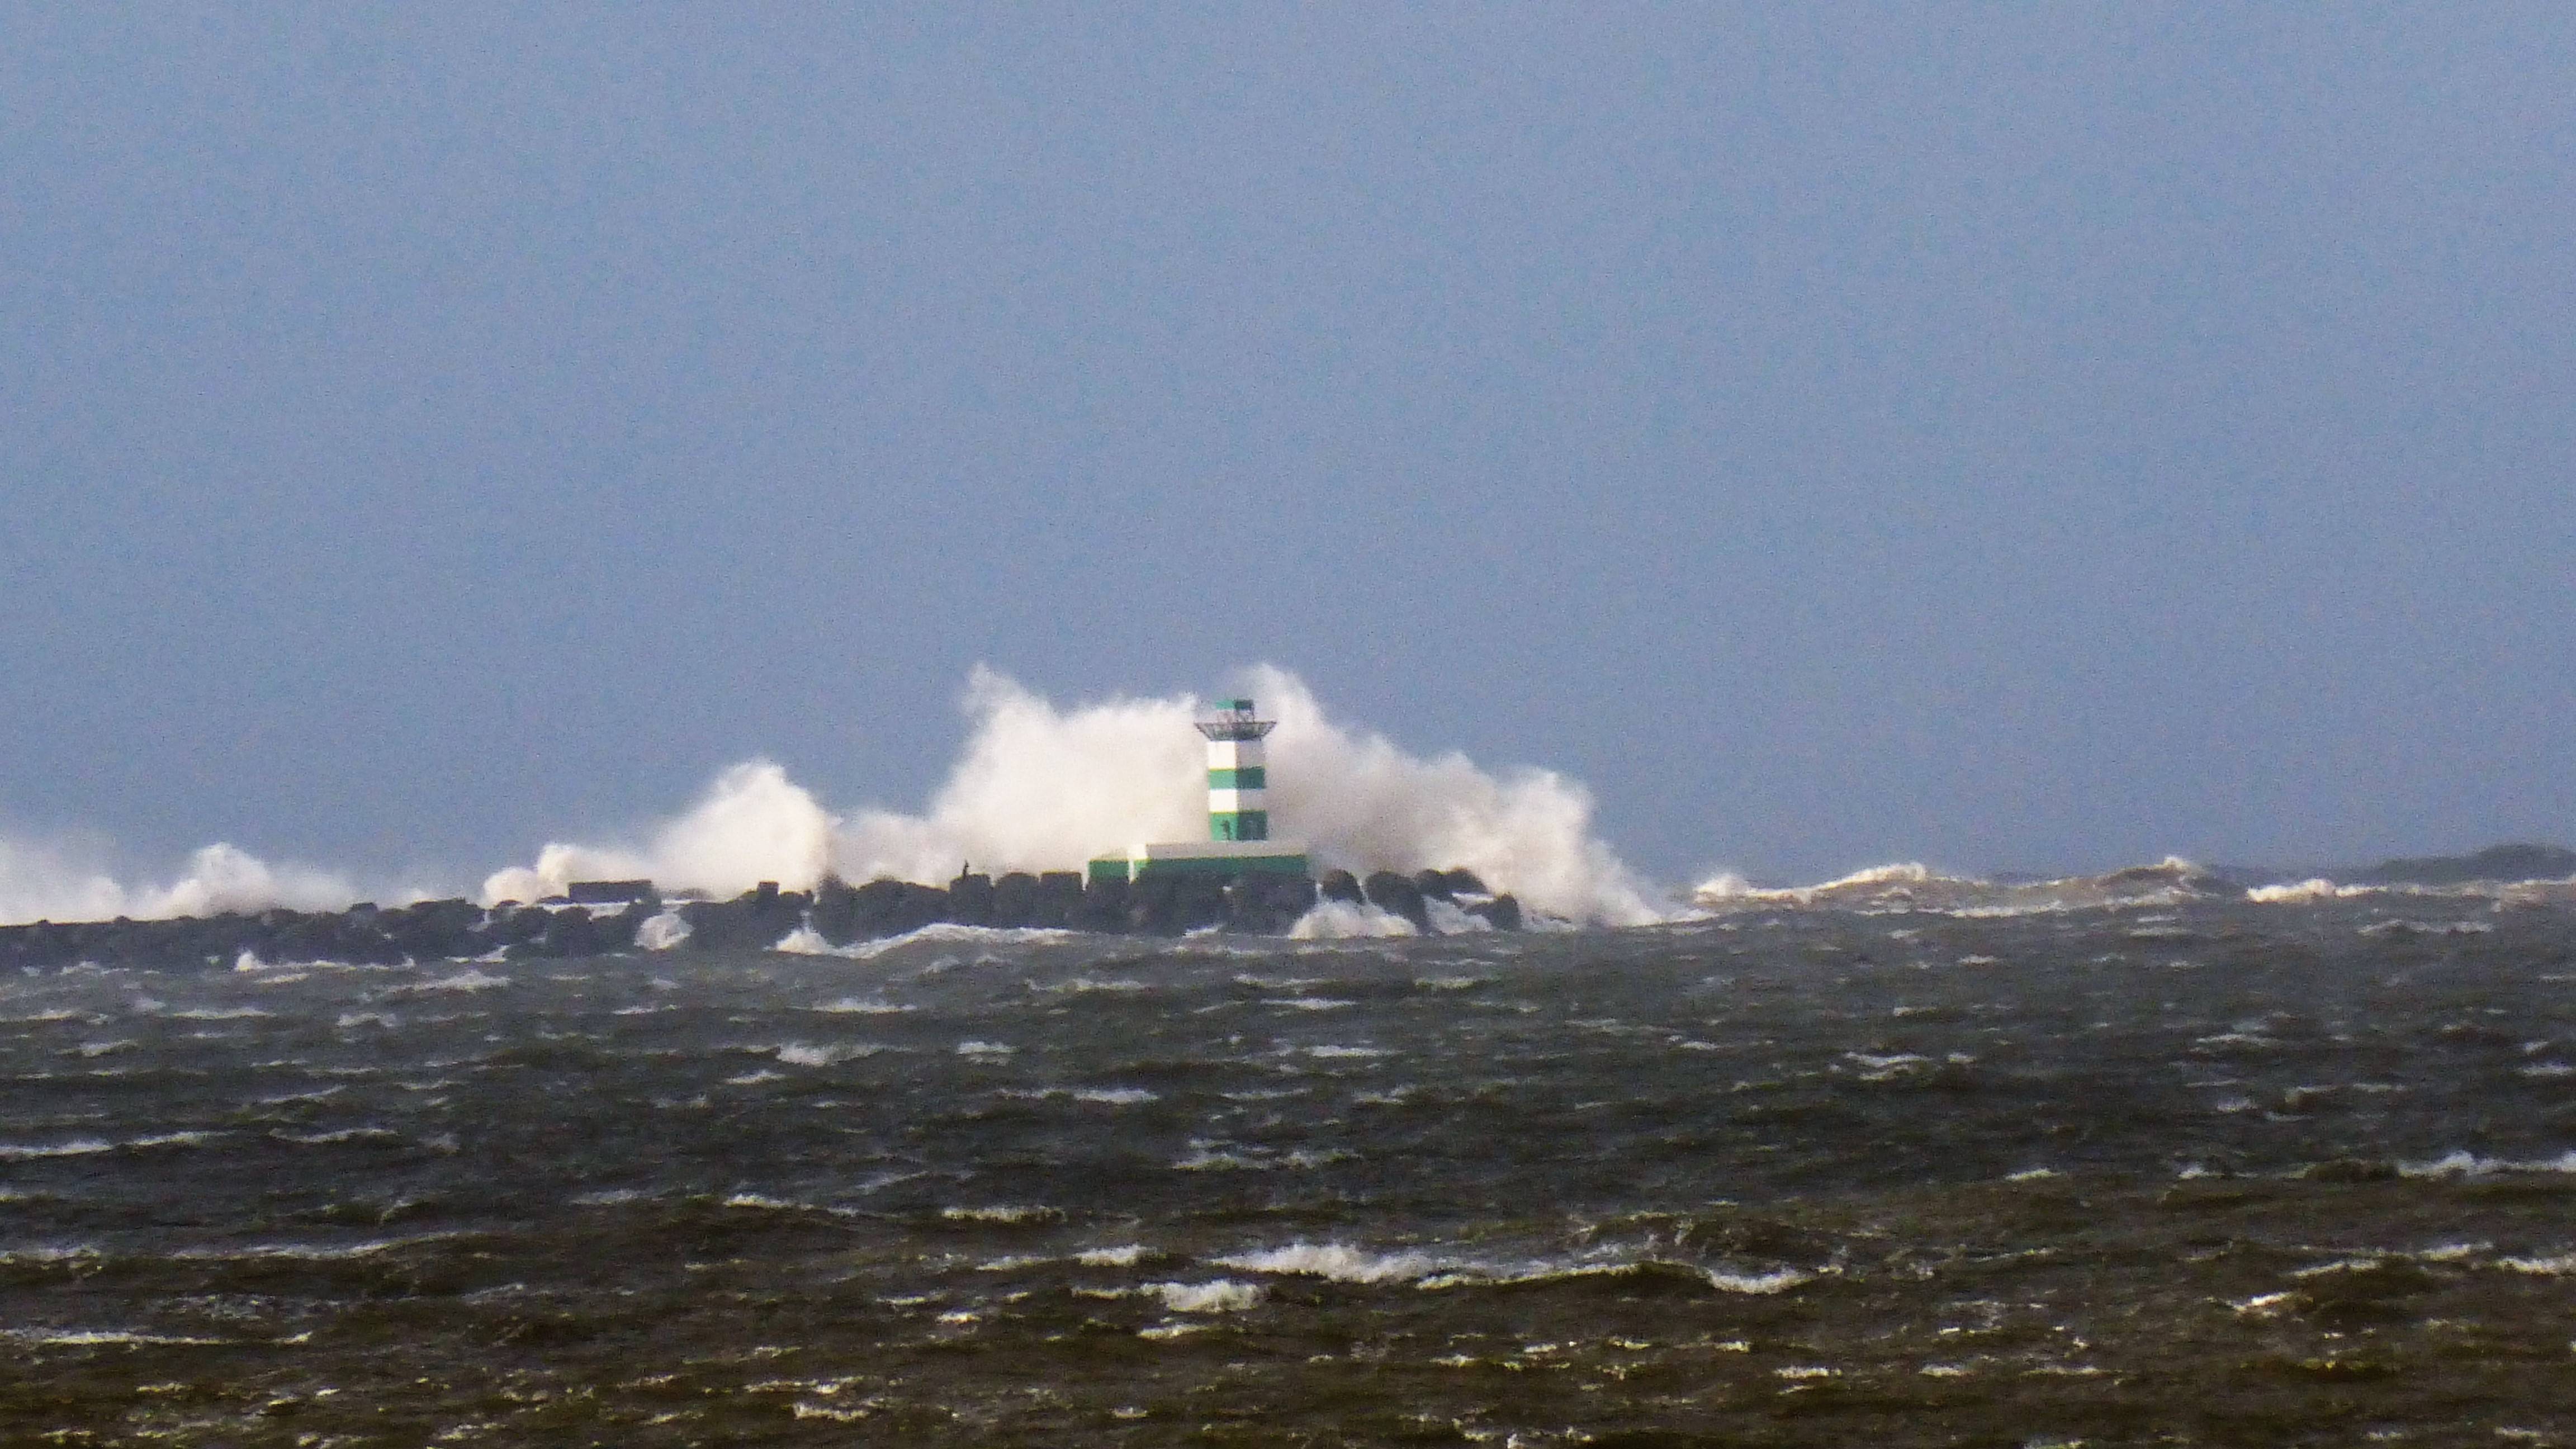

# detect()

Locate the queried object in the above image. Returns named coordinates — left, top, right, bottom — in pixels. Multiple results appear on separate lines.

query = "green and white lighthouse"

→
left=1087, top=696, right=1312, bottom=885
left=1199, top=697, right=1272, bottom=841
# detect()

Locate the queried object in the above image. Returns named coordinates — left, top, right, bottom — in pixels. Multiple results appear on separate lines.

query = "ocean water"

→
left=4, top=892, right=2575, bottom=1445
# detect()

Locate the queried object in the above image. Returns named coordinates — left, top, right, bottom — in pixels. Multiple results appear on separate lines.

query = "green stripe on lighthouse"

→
left=1209, top=810, right=1270, bottom=842
left=1207, top=766, right=1266, bottom=789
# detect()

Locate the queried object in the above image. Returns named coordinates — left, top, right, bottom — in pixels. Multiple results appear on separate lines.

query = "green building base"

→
left=1088, top=851, right=1311, bottom=886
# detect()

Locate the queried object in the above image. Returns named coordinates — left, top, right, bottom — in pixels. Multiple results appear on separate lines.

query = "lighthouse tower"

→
left=1086, top=695, right=1311, bottom=885
left=1198, top=698, right=1272, bottom=841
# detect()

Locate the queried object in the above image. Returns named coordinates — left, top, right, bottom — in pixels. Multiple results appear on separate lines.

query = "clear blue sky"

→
left=3, top=4, right=2570, bottom=887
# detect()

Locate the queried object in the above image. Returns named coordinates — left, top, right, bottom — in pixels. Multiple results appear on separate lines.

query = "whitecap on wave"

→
left=809, top=994, right=913, bottom=1014
left=2245, top=878, right=2359, bottom=904
left=939, top=1204, right=1061, bottom=1225
left=1287, top=901, right=1417, bottom=940
left=999, top=1085, right=1158, bottom=1105
left=1691, top=856, right=2239, bottom=917
left=800, top=923, right=1077, bottom=960
left=1031, top=975, right=1150, bottom=996
left=721, top=1192, right=867, bottom=1218
left=2400, top=1149, right=2576, bottom=1178
left=772, top=1043, right=883, bottom=1067
left=2, top=1328, right=231, bottom=1346
left=1214, top=1242, right=1438, bottom=1283
left=1210, top=1238, right=1818, bottom=1296
left=383, top=968, right=510, bottom=997
left=268, top=1127, right=405, bottom=1146
left=2360, top=918, right=2495, bottom=937
left=0, top=1129, right=219, bottom=1160
left=0, top=1138, right=115, bottom=1161
left=1148, top=1280, right=1264, bottom=1313
left=171, top=1232, right=461, bottom=1261
left=1173, top=1142, right=1350, bottom=1171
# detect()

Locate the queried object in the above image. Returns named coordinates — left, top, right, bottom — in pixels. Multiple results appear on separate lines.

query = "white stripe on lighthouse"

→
left=1204, top=738, right=1266, bottom=771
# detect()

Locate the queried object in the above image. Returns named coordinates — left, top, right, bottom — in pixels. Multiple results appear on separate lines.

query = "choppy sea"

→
left=6, top=891, right=2575, bottom=1445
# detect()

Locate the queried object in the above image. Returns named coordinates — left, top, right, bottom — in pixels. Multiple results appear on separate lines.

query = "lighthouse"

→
left=1199, top=697, right=1271, bottom=841
left=1087, top=696, right=1311, bottom=885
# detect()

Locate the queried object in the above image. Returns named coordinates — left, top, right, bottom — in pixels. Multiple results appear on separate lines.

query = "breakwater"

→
left=0, top=868, right=1521, bottom=972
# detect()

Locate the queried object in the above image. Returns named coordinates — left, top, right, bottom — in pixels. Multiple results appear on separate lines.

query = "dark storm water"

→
left=5, top=896, right=2575, bottom=1445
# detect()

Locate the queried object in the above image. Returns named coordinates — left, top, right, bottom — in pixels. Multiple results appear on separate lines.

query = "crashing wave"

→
left=2245, top=878, right=2355, bottom=903
left=478, top=665, right=1671, bottom=927
left=0, top=836, right=386, bottom=927
left=1148, top=1280, right=1265, bottom=1313
left=1287, top=901, right=1418, bottom=940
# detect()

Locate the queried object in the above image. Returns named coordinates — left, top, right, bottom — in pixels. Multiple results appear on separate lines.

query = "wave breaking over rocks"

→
left=0, top=865, right=1526, bottom=973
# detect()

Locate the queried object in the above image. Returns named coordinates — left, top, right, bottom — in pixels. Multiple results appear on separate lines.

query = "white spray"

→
left=481, top=665, right=1673, bottom=925
left=478, top=760, right=835, bottom=906
left=0, top=835, right=366, bottom=925
left=0, top=667, right=1674, bottom=926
